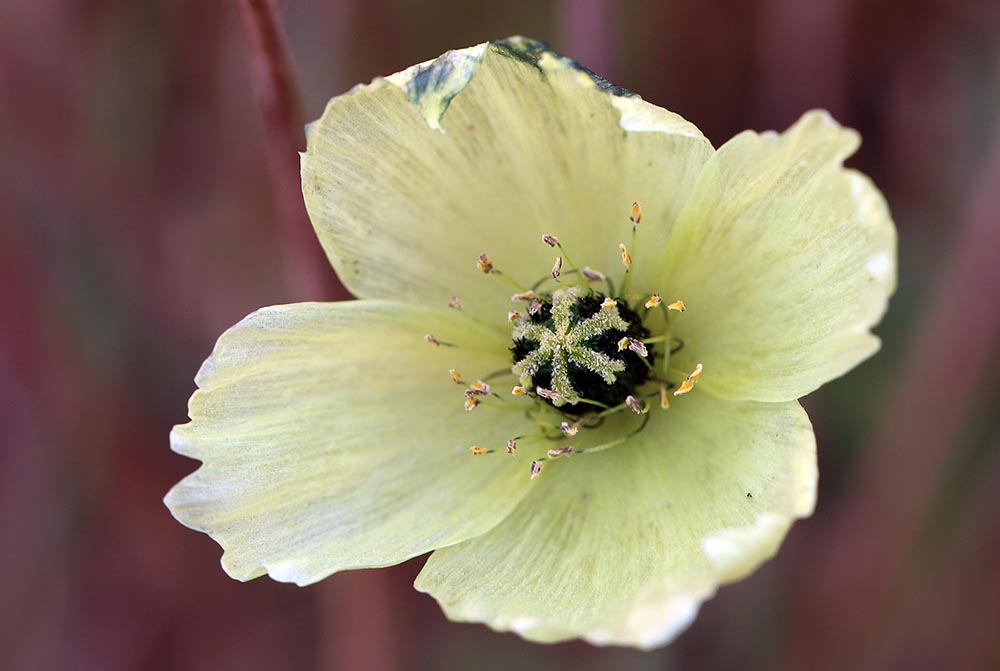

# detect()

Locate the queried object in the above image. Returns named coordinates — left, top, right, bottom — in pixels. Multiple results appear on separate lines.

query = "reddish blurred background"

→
left=2, top=1, right=999, bottom=669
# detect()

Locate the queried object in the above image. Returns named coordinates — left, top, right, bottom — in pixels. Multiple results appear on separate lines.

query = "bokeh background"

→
left=3, top=1, right=999, bottom=669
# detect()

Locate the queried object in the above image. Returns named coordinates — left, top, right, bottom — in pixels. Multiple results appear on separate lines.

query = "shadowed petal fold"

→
left=414, top=394, right=816, bottom=648
left=165, top=301, right=533, bottom=585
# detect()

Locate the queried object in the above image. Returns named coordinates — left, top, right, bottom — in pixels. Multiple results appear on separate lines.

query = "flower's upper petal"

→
left=414, top=394, right=816, bottom=648
left=165, top=300, right=533, bottom=586
left=302, top=37, right=713, bottom=320
left=659, top=111, right=897, bottom=402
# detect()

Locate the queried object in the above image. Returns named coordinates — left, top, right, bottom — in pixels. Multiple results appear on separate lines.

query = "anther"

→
left=601, top=297, right=617, bottom=311
left=508, top=311, right=521, bottom=322
left=512, top=291, right=538, bottom=302
left=667, top=300, right=687, bottom=312
left=477, top=253, right=494, bottom=273
left=448, top=296, right=463, bottom=309
left=530, top=460, right=544, bottom=480
left=506, top=439, right=517, bottom=456
left=582, top=266, right=605, bottom=282
left=617, top=336, right=630, bottom=352
left=449, top=369, right=463, bottom=384
left=470, top=446, right=489, bottom=455
left=542, top=234, right=559, bottom=247
left=560, top=421, right=579, bottom=436
left=551, top=256, right=563, bottom=279
left=511, top=385, right=528, bottom=396
left=619, top=243, right=632, bottom=268
left=628, top=339, right=649, bottom=358
left=626, top=395, right=645, bottom=414
left=468, top=380, right=490, bottom=396
left=547, top=446, right=574, bottom=459
left=645, top=294, right=662, bottom=309
left=528, top=299, right=542, bottom=316
left=629, top=201, right=643, bottom=225
left=425, top=333, right=443, bottom=346
left=660, top=385, right=670, bottom=409
left=464, top=396, right=479, bottom=411
left=673, top=363, right=703, bottom=396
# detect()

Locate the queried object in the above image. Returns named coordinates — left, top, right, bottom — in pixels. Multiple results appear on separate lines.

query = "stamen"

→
left=619, top=243, right=632, bottom=268
left=424, top=333, right=454, bottom=347
left=508, top=311, right=521, bottom=322
left=660, top=385, right=670, bottom=409
left=628, top=339, right=649, bottom=358
left=673, top=363, right=703, bottom=396
left=528, top=299, right=542, bottom=315
left=667, top=300, right=687, bottom=312
left=546, top=446, right=574, bottom=459
left=617, top=336, right=630, bottom=352
left=629, top=201, right=643, bottom=225
left=449, top=369, right=463, bottom=384
left=464, top=396, right=479, bottom=411
left=511, top=385, right=528, bottom=396
left=530, top=460, right=544, bottom=480
left=542, top=234, right=559, bottom=247
left=512, top=290, right=538, bottom=302
left=582, top=266, right=605, bottom=282
left=469, top=446, right=489, bottom=455
left=448, top=296, right=463, bottom=309
left=506, top=439, right=517, bottom=456
left=468, top=380, right=491, bottom=396
left=560, top=421, right=580, bottom=436
left=551, top=256, right=563, bottom=279
left=477, top=253, right=494, bottom=273
left=536, top=387, right=559, bottom=401
left=601, top=297, right=617, bottom=311
left=645, top=294, right=662, bottom=309
left=626, top=395, right=646, bottom=414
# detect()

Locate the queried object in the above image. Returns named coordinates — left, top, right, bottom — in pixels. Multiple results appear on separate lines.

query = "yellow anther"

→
left=560, top=421, right=579, bottom=436
left=645, top=294, right=662, bottom=309
left=530, top=460, right=544, bottom=480
left=511, top=290, right=538, bottom=302
left=448, top=296, right=463, bottom=309
left=619, top=243, right=632, bottom=268
left=551, top=256, right=563, bottom=279
left=477, top=253, right=494, bottom=273
left=508, top=311, right=521, bottom=322
left=626, top=395, right=645, bottom=414
left=629, top=201, right=643, bottom=225
left=506, top=439, right=517, bottom=456
left=601, top=297, right=618, bottom=311
left=468, top=380, right=491, bottom=396
left=667, top=300, right=687, bottom=312
left=511, top=385, right=528, bottom=396
left=542, top=234, right=559, bottom=247
left=673, top=363, right=703, bottom=396
left=470, top=446, right=488, bottom=455
left=449, top=369, right=462, bottom=384
left=464, top=396, right=479, bottom=412
left=547, top=446, right=574, bottom=459
left=617, top=336, right=631, bottom=352
left=582, top=266, right=605, bottom=282
left=660, top=385, right=670, bottom=409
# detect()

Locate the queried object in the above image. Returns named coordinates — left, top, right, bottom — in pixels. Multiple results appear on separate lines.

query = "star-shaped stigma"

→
left=511, top=287, right=631, bottom=407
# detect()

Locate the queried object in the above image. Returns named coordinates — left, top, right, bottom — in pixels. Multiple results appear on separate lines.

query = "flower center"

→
left=510, top=287, right=653, bottom=415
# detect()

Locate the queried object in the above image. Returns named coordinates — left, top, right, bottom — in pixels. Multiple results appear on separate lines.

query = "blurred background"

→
left=2, top=0, right=999, bottom=669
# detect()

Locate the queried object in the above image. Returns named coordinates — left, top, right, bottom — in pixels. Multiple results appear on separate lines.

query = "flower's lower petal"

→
left=414, top=394, right=816, bottom=648
left=165, top=301, right=533, bottom=586
left=660, top=110, right=896, bottom=402
left=302, top=37, right=713, bottom=321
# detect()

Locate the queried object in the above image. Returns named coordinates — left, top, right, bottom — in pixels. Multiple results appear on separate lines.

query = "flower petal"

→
left=165, top=300, right=534, bottom=586
left=302, top=37, right=713, bottom=320
left=414, top=394, right=816, bottom=648
left=659, top=110, right=896, bottom=401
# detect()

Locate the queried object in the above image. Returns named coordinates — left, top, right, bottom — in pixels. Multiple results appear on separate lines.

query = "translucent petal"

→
left=302, top=37, right=713, bottom=320
left=659, top=110, right=896, bottom=401
left=415, top=394, right=816, bottom=648
left=165, top=300, right=533, bottom=585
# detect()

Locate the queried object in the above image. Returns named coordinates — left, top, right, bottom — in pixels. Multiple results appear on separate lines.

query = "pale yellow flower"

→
left=166, top=37, right=896, bottom=649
